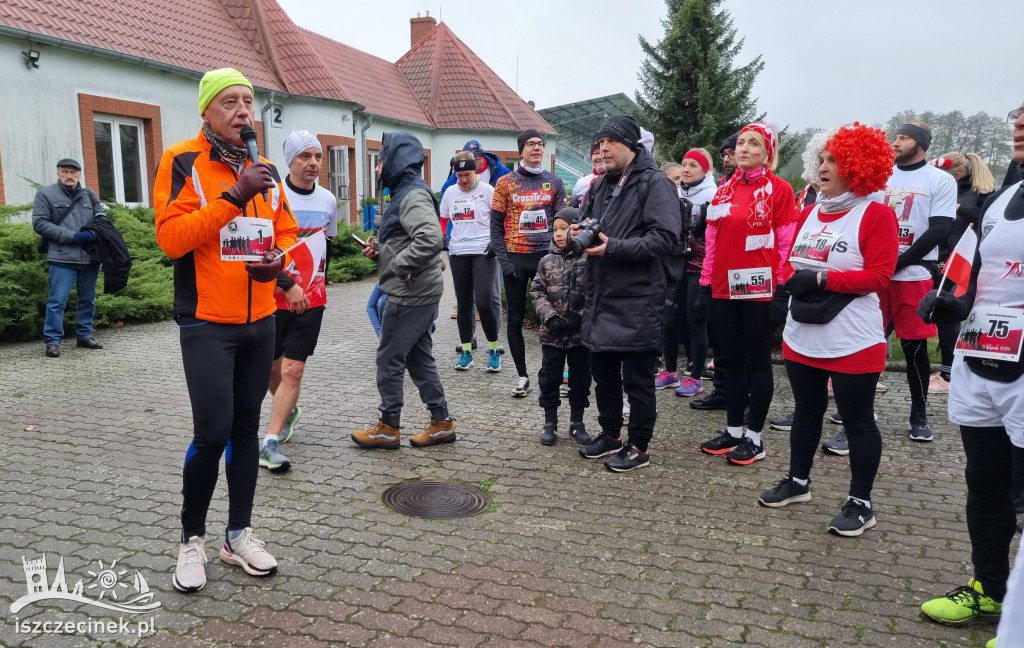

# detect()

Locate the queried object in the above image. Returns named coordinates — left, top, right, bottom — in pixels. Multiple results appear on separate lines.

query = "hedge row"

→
left=0, top=204, right=376, bottom=342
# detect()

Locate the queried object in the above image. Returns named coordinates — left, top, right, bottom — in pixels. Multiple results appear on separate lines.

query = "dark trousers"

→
left=662, top=279, right=685, bottom=373
left=450, top=254, right=502, bottom=344
left=377, top=301, right=448, bottom=427
left=961, top=425, right=1019, bottom=602
left=538, top=345, right=591, bottom=422
left=180, top=316, right=274, bottom=539
left=683, top=273, right=710, bottom=381
left=785, top=361, right=882, bottom=501
left=711, top=299, right=774, bottom=431
left=900, top=338, right=930, bottom=423
left=590, top=350, right=658, bottom=451
left=503, top=252, right=545, bottom=377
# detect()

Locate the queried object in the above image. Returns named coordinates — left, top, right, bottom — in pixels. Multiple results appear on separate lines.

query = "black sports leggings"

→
left=900, top=338, right=930, bottom=423
left=179, top=316, right=274, bottom=540
left=503, top=252, right=544, bottom=377
left=711, top=299, right=774, bottom=432
left=450, top=254, right=501, bottom=345
left=785, top=361, right=882, bottom=501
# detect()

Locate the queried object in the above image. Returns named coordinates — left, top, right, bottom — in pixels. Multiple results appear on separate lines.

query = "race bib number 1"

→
left=518, top=209, right=548, bottom=234
left=728, top=267, right=772, bottom=300
left=220, top=217, right=273, bottom=261
left=955, top=306, right=1024, bottom=362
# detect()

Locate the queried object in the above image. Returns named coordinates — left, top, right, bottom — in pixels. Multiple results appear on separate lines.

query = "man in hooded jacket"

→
left=575, top=115, right=681, bottom=472
left=352, top=131, right=455, bottom=449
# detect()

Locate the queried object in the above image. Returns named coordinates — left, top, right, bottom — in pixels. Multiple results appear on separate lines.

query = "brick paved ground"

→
left=1, top=275, right=1018, bottom=647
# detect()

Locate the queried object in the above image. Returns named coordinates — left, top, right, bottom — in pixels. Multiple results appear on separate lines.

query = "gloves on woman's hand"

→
left=769, top=285, right=790, bottom=327
left=917, top=290, right=970, bottom=325
left=785, top=270, right=822, bottom=298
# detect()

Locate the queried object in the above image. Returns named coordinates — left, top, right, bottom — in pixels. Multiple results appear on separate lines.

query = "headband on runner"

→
left=897, top=123, right=932, bottom=151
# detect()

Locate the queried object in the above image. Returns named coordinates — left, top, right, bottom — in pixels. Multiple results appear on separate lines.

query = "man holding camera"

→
left=575, top=115, right=680, bottom=472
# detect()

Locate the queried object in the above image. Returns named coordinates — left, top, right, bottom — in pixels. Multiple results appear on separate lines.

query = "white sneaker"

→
left=511, top=377, right=530, bottom=398
left=173, top=535, right=207, bottom=593
left=220, top=528, right=278, bottom=577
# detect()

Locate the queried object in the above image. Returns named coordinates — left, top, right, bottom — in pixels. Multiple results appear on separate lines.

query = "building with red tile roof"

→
left=0, top=0, right=555, bottom=222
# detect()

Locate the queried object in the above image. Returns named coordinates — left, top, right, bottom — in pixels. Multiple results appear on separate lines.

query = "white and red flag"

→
left=937, top=226, right=977, bottom=297
left=281, top=230, right=328, bottom=294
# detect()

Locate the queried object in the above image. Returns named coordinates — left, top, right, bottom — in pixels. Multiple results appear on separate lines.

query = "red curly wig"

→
left=825, top=122, right=894, bottom=196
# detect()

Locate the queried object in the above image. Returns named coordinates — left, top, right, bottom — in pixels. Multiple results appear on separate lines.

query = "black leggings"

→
left=683, top=273, right=709, bottom=380
left=900, top=338, right=930, bottom=423
left=503, top=252, right=544, bottom=377
left=933, top=273, right=959, bottom=377
left=785, top=361, right=882, bottom=501
left=450, top=254, right=501, bottom=345
left=961, top=425, right=1019, bottom=601
left=179, top=316, right=274, bottom=540
left=711, top=299, right=774, bottom=432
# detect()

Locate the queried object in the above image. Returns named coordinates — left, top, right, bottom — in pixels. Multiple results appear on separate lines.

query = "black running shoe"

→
left=909, top=423, right=934, bottom=442
left=579, top=435, right=623, bottom=459
left=828, top=411, right=843, bottom=425
left=539, top=422, right=557, bottom=446
left=726, top=437, right=765, bottom=466
left=769, top=413, right=794, bottom=431
left=822, top=428, right=849, bottom=456
left=700, top=430, right=741, bottom=455
left=569, top=422, right=591, bottom=445
left=828, top=499, right=876, bottom=536
left=605, top=444, right=650, bottom=473
left=690, top=390, right=727, bottom=410
left=758, top=475, right=811, bottom=508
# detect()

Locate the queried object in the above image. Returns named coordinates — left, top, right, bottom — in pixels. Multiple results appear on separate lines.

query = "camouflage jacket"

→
left=530, top=243, right=587, bottom=348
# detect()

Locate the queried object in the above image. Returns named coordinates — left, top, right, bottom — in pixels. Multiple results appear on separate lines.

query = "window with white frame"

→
left=327, top=145, right=349, bottom=200
left=367, top=151, right=380, bottom=198
left=93, top=115, right=147, bottom=205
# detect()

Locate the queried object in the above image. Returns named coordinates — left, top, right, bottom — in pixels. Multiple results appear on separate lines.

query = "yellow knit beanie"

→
left=198, top=68, right=254, bottom=114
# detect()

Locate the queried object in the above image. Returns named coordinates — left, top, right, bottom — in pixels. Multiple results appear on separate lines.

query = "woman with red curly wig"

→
left=757, top=123, right=898, bottom=537
left=696, top=122, right=800, bottom=466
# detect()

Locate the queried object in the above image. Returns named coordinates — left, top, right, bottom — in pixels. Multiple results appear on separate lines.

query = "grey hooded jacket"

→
left=32, top=182, right=104, bottom=266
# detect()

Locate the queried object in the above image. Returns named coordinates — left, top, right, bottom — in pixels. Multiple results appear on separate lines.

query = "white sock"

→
left=745, top=429, right=762, bottom=445
left=261, top=434, right=279, bottom=449
left=791, top=476, right=809, bottom=486
left=726, top=426, right=743, bottom=439
left=849, top=496, right=871, bottom=509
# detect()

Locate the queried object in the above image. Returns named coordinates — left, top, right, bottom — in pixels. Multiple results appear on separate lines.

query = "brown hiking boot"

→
left=410, top=419, right=456, bottom=447
left=351, top=421, right=400, bottom=449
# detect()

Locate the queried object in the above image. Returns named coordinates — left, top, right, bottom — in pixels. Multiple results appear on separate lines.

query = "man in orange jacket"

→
left=154, top=67, right=297, bottom=594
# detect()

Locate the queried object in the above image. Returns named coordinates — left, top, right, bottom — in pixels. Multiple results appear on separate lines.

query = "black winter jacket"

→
left=83, top=214, right=132, bottom=294
left=580, top=148, right=681, bottom=352
left=530, top=241, right=587, bottom=349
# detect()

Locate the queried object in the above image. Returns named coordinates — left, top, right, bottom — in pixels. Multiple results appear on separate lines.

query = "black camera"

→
left=568, top=218, right=602, bottom=255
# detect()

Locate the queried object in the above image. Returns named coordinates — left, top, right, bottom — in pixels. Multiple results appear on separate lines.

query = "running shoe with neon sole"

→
left=220, top=528, right=278, bottom=577
left=921, top=578, right=1002, bottom=626
left=486, top=349, right=501, bottom=372
left=700, top=430, right=742, bottom=456
left=726, top=437, right=765, bottom=465
left=821, top=428, right=849, bottom=456
left=172, top=535, right=207, bottom=593
left=455, top=350, right=473, bottom=371
left=655, top=371, right=681, bottom=390
left=674, top=377, right=704, bottom=397
left=280, top=406, right=301, bottom=443
left=258, top=439, right=291, bottom=471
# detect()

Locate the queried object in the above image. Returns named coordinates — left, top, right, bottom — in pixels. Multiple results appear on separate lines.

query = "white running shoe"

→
left=173, top=535, right=207, bottom=593
left=220, top=528, right=278, bottom=577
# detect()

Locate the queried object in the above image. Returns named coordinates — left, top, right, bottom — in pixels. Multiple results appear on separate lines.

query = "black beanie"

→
left=590, top=136, right=601, bottom=154
left=517, top=129, right=545, bottom=153
left=720, top=132, right=739, bottom=153
left=553, top=206, right=578, bottom=226
left=596, top=115, right=641, bottom=151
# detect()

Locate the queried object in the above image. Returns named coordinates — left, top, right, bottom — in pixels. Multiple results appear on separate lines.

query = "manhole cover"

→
left=382, top=480, right=489, bottom=519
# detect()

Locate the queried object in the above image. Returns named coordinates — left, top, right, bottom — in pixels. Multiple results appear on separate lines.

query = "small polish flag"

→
left=281, top=230, right=327, bottom=294
left=937, top=226, right=977, bottom=297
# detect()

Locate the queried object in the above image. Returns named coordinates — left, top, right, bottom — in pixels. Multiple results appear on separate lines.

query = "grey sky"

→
left=278, top=0, right=1021, bottom=132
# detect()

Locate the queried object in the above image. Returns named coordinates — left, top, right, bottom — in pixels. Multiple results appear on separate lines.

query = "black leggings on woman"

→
left=503, top=252, right=545, bottom=377
left=662, top=273, right=710, bottom=380
left=711, top=299, right=774, bottom=432
left=449, top=254, right=501, bottom=345
left=179, top=316, right=274, bottom=540
left=785, top=361, right=882, bottom=501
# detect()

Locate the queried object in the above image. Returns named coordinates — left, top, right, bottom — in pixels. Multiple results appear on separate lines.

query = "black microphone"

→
left=239, top=126, right=268, bottom=201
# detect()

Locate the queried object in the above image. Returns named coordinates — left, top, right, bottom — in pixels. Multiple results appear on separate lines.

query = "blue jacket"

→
left=439, top=152, right=511, bottom=235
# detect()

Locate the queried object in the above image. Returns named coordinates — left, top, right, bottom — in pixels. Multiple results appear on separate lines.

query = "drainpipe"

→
left=355, top=106, right=373, bottom=228
left=261, top=91, right=276, bottom=159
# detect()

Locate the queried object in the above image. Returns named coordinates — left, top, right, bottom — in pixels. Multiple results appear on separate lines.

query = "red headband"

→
left=683, top=150, right=710, bottom=174
left=740, top=122, right=777, bottom=163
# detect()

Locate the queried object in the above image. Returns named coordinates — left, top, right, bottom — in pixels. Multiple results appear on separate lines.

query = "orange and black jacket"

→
left=155, top=130, right=298, bottom=324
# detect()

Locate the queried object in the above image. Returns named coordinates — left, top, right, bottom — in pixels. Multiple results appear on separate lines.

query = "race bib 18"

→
left=955, top=306, right=1024, bottom=362
left=791, top=229, right=840, bottom=267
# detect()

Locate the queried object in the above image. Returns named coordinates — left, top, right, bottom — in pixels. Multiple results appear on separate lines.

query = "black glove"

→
left=503, top=269, right=520, bottom=284
left=769, top=285, right=790, bottom=327
left=442, top=235, right=450, bottom=251
left=693, top=285, right=712, bottom=321
left=785, top=269, right=822, bottom=298
left=917, top=289, right=970, bottom=325
left=564, top=312, right=583, bottom=332
left=224, top=162, right=275, bottom=206
left=485, top=246, right=496, bottom=260
left=546, top=317, right=566, bottom=334
left=246, top=247, right=285, bottom=283
left=72, top=231, right=95, bottom=244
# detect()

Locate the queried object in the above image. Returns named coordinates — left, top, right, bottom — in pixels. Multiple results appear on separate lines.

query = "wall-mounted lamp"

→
left=22, top=49, right=40, bottom=69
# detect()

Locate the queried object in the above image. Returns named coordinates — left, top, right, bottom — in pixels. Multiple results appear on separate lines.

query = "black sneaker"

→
left=758, top=475, right=811, bottom=508
left=690, top=390, right=727, bottom=410
left=828, top=499, right=876, bottom=536
left=700, top=430, right=741, bottom=456
left=539, top=422, right=557, bottom=446
left=579, top=435, right=623, bottom=459
left=770, top=413, right=794, bottom=431
left=909, top=423, right=934, bottom=442
left=828, top=411, right=843, bottom=425
left=605, top=444, right=650, bottom=472
left=822, top=428, right=849, bottom=456
left=726, top=437, right=765, bottom=466
left=569, top=422, right=591, bottom=445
